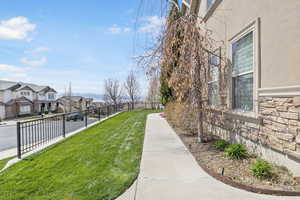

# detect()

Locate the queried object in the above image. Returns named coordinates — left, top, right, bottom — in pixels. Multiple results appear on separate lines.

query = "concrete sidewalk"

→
left=117, top=113, right=299, bottom=200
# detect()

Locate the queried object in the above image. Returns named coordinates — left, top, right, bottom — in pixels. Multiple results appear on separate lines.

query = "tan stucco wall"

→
left=198, top=0, right=300, bottom=89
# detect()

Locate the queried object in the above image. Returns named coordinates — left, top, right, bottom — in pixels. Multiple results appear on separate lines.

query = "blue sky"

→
left=0, top=0, right=165, bottom=96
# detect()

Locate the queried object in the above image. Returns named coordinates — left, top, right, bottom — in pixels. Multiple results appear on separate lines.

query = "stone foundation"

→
left=204, top=96, right=300, bottom=175
left=260, top=97, right=300, bottom=159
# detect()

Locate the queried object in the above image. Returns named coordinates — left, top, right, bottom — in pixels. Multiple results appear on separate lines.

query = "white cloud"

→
left=109, top=24, right=122, bottom=34
left=124, top=27, right=131, bottom=33
left=20, top=57, right=47, bottom=67
left=139, top=16, right=166, bottom=36
left=108, top=24, right=131, bottom=34
left=0, top=64, right=24, bottom=72
left=0, top=16, right=36, bottom=40
left=25, top=47, right=49, bottom=54
left=0, top=64, right=28, bottom=80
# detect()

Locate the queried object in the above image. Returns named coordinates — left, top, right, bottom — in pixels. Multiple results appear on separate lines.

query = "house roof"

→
left=6, top=96, right=33, bottom=105
left=58, top=96, right=84, bottom=101
left=0, top=80, right=57, bottom=93
left=15, top=85, right=36, bottom=92
left=34, top=100, right=56, bottom=104
left=0, top=80, right=20, bottom=91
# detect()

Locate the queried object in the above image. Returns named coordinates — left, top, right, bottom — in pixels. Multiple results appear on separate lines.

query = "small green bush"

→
left=225, top=143, right=248, bottom=159
left=213, top=140, right=229, bottom=151
left=251, top=159, right=273, bottom=179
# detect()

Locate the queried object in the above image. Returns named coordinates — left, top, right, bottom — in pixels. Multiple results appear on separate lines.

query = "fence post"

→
left=85, top=110, right=88, bottom=127
left=128, top=103, right=130, bottom=111
left=17, top=122, right=21, bottom=159
left=62, top=114, right=66, bottom=137
left=107, top=106, right=109, bottom=117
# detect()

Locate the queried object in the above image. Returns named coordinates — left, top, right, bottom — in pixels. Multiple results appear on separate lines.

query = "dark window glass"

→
left=232, top=32, right=254, bottom=111
left=233, top=73, right=253, bottom=111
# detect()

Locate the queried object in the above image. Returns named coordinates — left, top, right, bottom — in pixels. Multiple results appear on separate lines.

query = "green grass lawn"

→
left=0, top=110, right=158, bottom=200
left=0, top=157, right=14, bottom=170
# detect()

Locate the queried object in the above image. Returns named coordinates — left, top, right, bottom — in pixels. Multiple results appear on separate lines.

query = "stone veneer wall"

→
left=203, top=96, right=300, bottom=175
left=259, top=96, right=300, bottom=160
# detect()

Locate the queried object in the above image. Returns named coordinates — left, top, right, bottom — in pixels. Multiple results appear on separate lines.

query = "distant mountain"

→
left=58, top=93, right=104, bottom=100
left=57, top=93, right=146, bottom=101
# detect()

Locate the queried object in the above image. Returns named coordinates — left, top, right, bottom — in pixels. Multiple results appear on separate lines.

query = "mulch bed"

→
left=170, top=123, right=300, bottom=194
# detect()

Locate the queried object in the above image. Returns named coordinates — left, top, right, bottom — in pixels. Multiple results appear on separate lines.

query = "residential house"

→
left=56, top=96, right=93, bottom=113
left=90, top=99, right=105, bottom=109
left=182, top=0, right=300, bottom=175
left=0, top=80, right=57, bottom=120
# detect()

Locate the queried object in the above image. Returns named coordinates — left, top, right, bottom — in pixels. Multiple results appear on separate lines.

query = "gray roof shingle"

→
left=0, top=80, right=56, bottom=93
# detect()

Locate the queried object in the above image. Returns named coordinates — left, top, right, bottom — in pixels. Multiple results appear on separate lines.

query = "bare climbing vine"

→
left=138, top=2, right=229, bottom=142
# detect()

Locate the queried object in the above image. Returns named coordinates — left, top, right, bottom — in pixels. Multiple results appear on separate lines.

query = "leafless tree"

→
left=147, top=74, right=161, bottom=109
left=137, top=1, right=226, bottom=142
left=124, top=70, right=140, bottom=109
left=103, top=78, right=123, bottom=106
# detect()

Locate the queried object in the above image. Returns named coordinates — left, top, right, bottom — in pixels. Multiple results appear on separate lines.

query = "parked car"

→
left=66, top=113, right=84, bottom=121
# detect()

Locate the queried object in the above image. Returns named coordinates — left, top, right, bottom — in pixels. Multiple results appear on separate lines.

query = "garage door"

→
left=20, top=105, right=31, bottom=114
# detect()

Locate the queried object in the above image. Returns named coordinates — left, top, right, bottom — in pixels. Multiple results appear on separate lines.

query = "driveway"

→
left=0, top=125, right=16, bottom=152
left=0, top=117, right=98, bottom=152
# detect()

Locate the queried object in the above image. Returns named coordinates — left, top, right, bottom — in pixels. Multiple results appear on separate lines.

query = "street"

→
left=0, top=117, right=98, bottom=152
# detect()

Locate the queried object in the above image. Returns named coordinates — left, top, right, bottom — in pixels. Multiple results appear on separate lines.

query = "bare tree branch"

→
left=103, top=78, right=123, bottom=105
left=124, top=70, right=140, bottom=108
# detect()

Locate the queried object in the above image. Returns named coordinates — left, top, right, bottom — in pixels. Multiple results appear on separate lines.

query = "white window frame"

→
left=21, top=91, right=30, bottom=96
left=48, top=93, right=55, bottom=100
left=228, top=18, right=261, bottom=116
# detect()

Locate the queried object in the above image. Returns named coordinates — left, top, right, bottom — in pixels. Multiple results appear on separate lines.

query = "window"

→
left=232, top=32, right=254, bottom=111
left=207, top=0, right=216, bottom=10
left=20, top=91, right=30, bottom=96
left=208, top=55, right=220, bottom=106
left=48, top=93, right=55, bottom=100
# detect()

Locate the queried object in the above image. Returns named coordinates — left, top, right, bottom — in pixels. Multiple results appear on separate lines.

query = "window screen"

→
left=232, top=32, right=254, bottom=111
left=232, top=32, right=253, bottom=76
left=233, top=74, right=253, bottom=111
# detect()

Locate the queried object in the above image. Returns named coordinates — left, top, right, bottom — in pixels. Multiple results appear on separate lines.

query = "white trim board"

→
left=228, top=18, right=261, bottom=115
left=258, top=85, right=300, bottom=97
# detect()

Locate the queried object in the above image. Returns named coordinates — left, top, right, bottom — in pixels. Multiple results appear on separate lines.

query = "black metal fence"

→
left=16, top=102, right=162, bottom=158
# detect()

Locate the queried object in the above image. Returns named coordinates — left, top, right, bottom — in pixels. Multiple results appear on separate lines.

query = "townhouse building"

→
left=0, top=80, right=57, bottom=120
left=56, top=96, right=93, bottom=113
left=182, top=0, right=300, bottom=175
